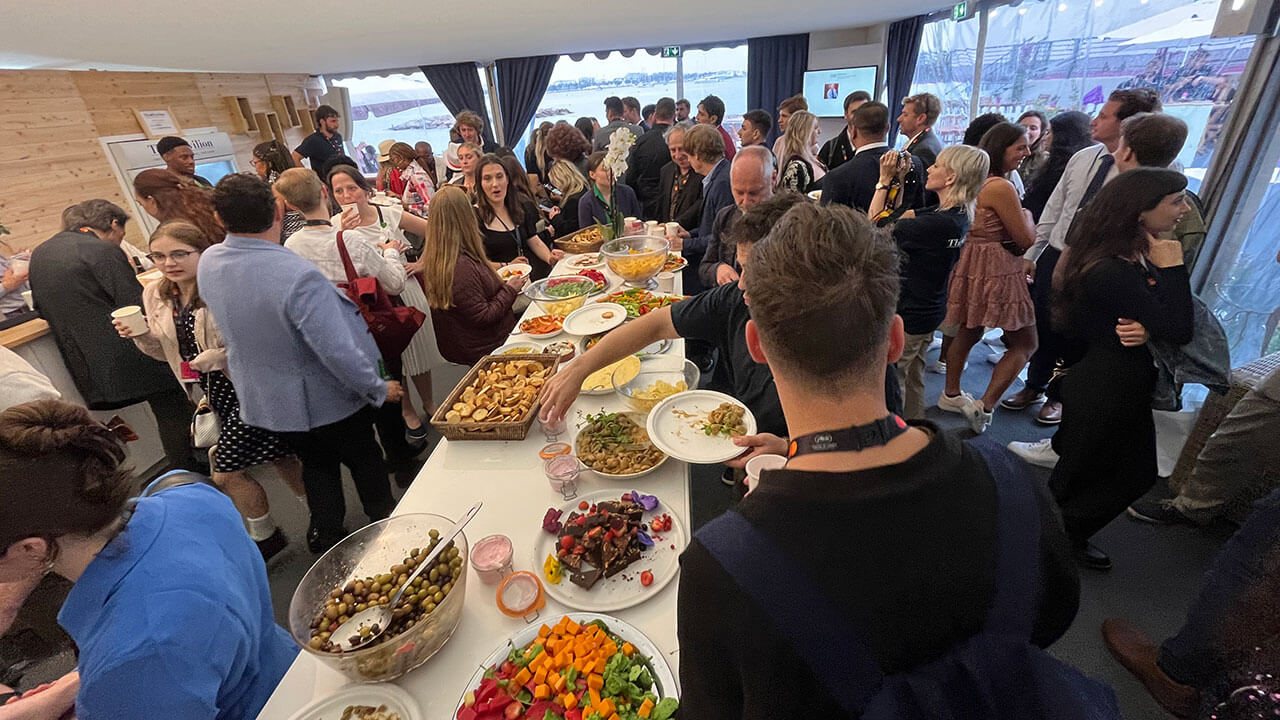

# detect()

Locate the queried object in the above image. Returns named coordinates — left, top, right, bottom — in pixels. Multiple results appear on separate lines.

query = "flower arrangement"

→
left=600, top=127, right=637, bottom=239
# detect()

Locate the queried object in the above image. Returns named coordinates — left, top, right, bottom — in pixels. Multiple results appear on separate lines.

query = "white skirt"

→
left=398, top=278, right=447, bottom=376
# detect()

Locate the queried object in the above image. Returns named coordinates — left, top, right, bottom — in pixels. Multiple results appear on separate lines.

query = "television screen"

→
left=802, top=67, right=878, bottom=118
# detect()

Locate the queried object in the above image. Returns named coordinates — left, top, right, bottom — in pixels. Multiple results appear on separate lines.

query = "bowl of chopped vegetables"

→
left=614, top=356, right=700, bottom=414
left=600, top=235, right=669, bottom=289
left=523, top=276, right=597, bottom=317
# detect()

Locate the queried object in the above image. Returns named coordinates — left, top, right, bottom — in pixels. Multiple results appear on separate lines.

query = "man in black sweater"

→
left=677, top=202, right=1078, bottom=718
left=624, top=97, right=675, bottom=220
left=820, top=101, right=924, bottom=213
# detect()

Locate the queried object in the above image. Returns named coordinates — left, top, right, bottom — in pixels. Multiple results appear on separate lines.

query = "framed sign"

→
left=131, top=108, right=182, bottom=139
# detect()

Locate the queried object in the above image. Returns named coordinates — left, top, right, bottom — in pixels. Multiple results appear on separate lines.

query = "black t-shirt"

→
left=892, top=206, right=970, bottom=335
left=477, top=200, right=552, bottom=279
left=295, top=131, right=344, bottom=170
left=669, top=282, right=786, bottom=437
left=676, top=423, right=1079, bottom=719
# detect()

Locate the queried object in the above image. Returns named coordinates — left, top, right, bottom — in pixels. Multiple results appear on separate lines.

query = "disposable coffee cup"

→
left=111, top=305, right=149, bottom=335
left=745, top=454, right=788, bottom=494
left=9, top=259, right=28, bottom=274
left=644, top=220, right=660, bottom=235
left=656, top=272, right=676, bottom=294
left=21, top=290, right=33, bottom=310
left=340, top=203, right=359, bottom=220
left=664, top=222, right=681, bottom=238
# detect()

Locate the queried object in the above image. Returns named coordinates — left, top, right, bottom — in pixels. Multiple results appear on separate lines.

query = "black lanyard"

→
left=303, top=219, right=331, bottom=227
left=787, top=415, right=909, bottom=458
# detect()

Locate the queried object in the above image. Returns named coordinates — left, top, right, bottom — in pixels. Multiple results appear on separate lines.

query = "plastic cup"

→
left=21, top=290, right=33, bottom=310
left=110, top=305, right=148, bottom=335
left=745, top=454, right=788, bottom=494
left=656, top=272, right=675, bottom=294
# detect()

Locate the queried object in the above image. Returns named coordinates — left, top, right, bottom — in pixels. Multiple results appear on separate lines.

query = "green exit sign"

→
left=953, top=1, right=968, bottom=20
left=661, top=46, right=681, bottom=58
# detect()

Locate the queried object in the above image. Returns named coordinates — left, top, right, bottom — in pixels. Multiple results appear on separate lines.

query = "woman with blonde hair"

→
left=870, top=144, right=988, bottom=419
left=112, top=220, right=304, bottom=560
left=448, top=141, right=484, bottom=195
left=776, top=110, right=825, bottom=193
left=547, top=158, right=588, bottom=238
left=413, top=187, right=529, bottom=365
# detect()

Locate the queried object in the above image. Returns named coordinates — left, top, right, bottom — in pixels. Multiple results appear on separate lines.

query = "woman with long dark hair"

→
left=1016, top=110, right=1049, bottom=189
left=112, top=221, right=304, bottom=560
left=578, top=150, right=643, bottom=229
left=1049, top=167, right=1194, bottom=569
left=1021, top=111, right=1093, bottom=221
left=250, top=140, right=304, bottom=240
left=473, top=154, right=562, bottom=279
left=938, top=122, right=1037, bottom=433
left=132, top=168, right=225, bottom=246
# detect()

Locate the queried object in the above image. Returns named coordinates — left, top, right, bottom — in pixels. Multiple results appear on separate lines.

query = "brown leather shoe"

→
left=1036, top=400, right=1062, bottom=424
left=1000, top=387, right=1045, bottom=410
left=1101, top=619, right=1200, bottom=718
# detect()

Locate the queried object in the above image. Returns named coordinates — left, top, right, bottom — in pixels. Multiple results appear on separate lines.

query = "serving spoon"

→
left=329, top=501, right=482, bottom=652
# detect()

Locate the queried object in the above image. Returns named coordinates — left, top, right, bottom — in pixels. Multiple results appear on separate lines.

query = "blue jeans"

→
left=1159, top=484, right=1280, bottom=695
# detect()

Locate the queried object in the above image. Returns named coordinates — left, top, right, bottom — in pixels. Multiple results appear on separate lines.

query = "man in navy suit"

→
left=679, top=124, right=733, bottom=295
left=820, top=102, right=924, bottom=214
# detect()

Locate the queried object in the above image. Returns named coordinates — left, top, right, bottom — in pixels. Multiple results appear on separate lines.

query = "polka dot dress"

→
left=176, top=305, right=292, bottom=473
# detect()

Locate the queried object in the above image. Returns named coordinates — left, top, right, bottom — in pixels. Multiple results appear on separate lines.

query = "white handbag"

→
left=190, top=396, right=220, bottom=449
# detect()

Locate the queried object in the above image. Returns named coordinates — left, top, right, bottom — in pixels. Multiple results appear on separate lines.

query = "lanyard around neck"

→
left=787, top=415, right=909, bottom=458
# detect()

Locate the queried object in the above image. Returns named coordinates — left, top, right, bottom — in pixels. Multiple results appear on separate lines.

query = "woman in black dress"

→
left=473, top=154, right=562, bottom=279
left=113, top=221, right=305, bottom=560
left=1049, top=168, right=1195, bottom=570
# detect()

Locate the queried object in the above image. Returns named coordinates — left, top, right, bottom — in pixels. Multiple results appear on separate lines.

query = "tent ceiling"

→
left=0, top=0, right=942, bottom=74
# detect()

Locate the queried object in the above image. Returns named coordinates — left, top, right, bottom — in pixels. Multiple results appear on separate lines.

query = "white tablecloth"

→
left=258, top=259, right=688, bottom=720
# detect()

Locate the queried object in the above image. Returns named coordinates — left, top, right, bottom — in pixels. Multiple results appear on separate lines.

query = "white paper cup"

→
left=745, top=454, right=788, bottom=494
left=644, top=220, right=660, bottom=236
left=9, top=259, right=28, bottom=274
left=340, top=203, right=359, bottom=219
left=656, top=272, right=675, bottom=293
left=664, top=222, right=681, bottom=238
left=110, top=305, right=148, bottom=335
left=21, top=290, right=33, bottom=310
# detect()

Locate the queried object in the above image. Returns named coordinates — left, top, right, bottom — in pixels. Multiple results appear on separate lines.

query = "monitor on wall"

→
left=802, top=66, right=878, bottom=118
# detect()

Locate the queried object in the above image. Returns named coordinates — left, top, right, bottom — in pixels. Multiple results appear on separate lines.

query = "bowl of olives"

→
left=287, top=514, right=468, bottom=682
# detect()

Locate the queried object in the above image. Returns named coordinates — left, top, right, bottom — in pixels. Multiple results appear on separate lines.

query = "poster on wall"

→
left=131, top=108, right=182, bottom=139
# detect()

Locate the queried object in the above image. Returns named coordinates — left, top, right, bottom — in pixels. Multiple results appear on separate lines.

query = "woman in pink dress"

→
left=938, top=122, right=1037, bottom=433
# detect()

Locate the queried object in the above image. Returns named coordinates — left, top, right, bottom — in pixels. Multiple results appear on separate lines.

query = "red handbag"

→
left=335, top=231, right=425, bottom=361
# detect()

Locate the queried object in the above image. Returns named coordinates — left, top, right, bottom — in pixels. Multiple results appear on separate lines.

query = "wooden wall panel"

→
left=0, top=69, right=321, bottom=253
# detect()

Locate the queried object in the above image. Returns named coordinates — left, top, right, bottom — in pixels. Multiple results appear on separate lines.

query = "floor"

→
left=3, top=341, right=1232, bottom=719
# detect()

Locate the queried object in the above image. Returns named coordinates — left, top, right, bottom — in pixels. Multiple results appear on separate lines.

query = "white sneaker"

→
left=928, top=335, right=943, bottom=351
left=1008, top=438, right=1059, bottom=468
left=928, top=360, right=947, bottom=374
left=937, top=390, right=973, bottom=414
left=962, top=397, right=993, bottom=434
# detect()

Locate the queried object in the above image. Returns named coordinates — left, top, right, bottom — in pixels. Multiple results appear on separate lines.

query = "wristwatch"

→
left=875, top=183, right=891, bottom=191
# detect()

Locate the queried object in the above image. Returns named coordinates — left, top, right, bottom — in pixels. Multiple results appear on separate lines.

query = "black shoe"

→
left=306, top=524, right=347, bottom=554
left=256, top=529, right=289, bottom=563
left=1127, top=499, right=1198, bottom=526
left=1075, top=542, right=1112, bottom=571
left=394, top=466, right=418, bottom=489
left=405, top=424, right=430, bottom=448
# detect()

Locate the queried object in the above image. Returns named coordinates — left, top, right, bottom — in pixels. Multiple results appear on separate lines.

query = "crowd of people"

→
left=0, top=79, right=1276, bottom=720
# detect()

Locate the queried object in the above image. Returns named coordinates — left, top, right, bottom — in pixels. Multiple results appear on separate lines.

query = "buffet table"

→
left=258, top=258, right=689, bottom=720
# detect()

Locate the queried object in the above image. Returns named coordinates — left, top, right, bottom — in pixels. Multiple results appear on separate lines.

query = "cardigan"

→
left=131, top=280, right=226, bottom=401
left=430, top=254, right=519, bottom=366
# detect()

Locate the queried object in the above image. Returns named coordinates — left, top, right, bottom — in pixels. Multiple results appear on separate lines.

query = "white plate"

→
left=533, top=490, right=685, bottom=612
left=494, top=340, right=544, bottom=355
left=498, top=263, right=532, bottom=282
left=452, top=612, right=679, bottom=715
left=637, top=338, right=673, bottom=356
left=571, top=412, right=669, bottom=479
left=661, top=253, right=688, bottom=273
left=563, top=303, right=627, bottom=336
left=563, top=253, right=604, bottom=270
left=593, top=291, right=685, bottom=319
left=287, top=683, right=420, bottom=720
left=646, top=390, right=758, bottom=465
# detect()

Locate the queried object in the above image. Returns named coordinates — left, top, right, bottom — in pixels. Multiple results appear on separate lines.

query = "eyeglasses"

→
left=145, top=250, right=198, bottom=263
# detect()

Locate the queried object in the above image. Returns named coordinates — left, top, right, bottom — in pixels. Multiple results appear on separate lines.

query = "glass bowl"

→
left=523, top=276, right=596, bottom=317
left=287, top=513, right=468, bottom=683
left=601, top=234, right=670, bottom=288
left=613, top=356, right=700, bottom=414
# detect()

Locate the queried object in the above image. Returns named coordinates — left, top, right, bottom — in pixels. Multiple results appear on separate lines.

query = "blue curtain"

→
left=495, top=55, right=559, bottom=147
left=419, top=61, right=496, bottom=147
left=885, top=15, right=927, bottom=147
left=747, top=34, right=810, bottom=147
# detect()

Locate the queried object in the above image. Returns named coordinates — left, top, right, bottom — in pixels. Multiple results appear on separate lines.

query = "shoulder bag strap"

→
left=695, top=510, right=882, bottom=716
left=334, top=230, right=359, bottom=284
left=967, top=438, right=1042, bottom=637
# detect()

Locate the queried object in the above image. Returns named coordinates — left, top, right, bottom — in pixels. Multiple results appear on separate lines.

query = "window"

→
left=977, top=0, right=1254, bottom=191
left=329, top=73, right=450, bottom=175
left=908, top=15, right=982, bottom=145
left=682, top=45, right=749, bottom=135
left=533, top=51, right=679, bottom=141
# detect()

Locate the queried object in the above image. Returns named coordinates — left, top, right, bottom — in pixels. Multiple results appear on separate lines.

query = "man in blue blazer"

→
left=201, top=173, right=401, bottom=553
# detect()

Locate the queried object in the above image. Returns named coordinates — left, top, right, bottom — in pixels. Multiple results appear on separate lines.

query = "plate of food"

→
left=563, top=303, right=626, bottom=336
left=498, top=263, right=532, bottom=282
left=542, top=339, right=577, bottom=364
left=519, top=315, right=564, bottom=339
left=563, top=253, right=604, bottom=271
left=660, top=253, right=687, bottom=273
left=572, top=410, right=666, bottom=479
left=579, top=355, right=640, bottom=396
left=576, top=268, right=608, bottom=293
left=494, top=340, right=543, bottom=355
left=453, top=613, right=679, bottom=720
left=536, top=490, right=685, bottom=610
left=596, top=288, right=685, bottom=319
left=289, top=684, right=420, bottom=720
left=645, top=390, right=758, bottom=465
